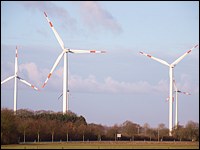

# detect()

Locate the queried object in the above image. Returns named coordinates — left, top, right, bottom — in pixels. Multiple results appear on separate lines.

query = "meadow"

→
left=1, top=141, right=199, bottom=149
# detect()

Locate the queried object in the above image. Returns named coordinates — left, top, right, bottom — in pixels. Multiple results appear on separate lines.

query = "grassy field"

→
left=1, top=141, right=199, bottom=149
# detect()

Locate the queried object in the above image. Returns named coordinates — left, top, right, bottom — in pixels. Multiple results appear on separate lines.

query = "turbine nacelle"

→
left=64, top=48, right=71, bottom=53
left=170, top=64, right=176, bottom=68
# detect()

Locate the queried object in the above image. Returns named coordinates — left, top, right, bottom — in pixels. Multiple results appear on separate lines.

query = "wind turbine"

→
left=42, top=12, right=106, bottom=114
left=139, top=44, right=198, bottom=136
left=173, top=79, right=191, bottom=129
left=1, top=46, right=39, bottom=115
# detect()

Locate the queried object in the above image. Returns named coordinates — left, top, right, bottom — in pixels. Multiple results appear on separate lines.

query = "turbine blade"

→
left=173, top=79, right=191, bottom=95
left=178, top=91, right=191, bottom=95
left=1, top=75, right=16, bottom=85
left=139, top=51, right=170, bottom=67
left=69, top=49, right=106, bottom=54
left=17, top=76, right=39, bottom=91
left=44, top=12, right=65, bottom=50
left=15, top=46, right=18, bottom=75
left=173, top=79, right=177, bottom=90
left=42, top=51, right=65, bottom=88
left=58, top=93, right=63, bottom=100
left=182, top=92, right=191, bottom=95
left=171, top=44, right=199, bottom=66
left=58, top=90, right=69, bottom=100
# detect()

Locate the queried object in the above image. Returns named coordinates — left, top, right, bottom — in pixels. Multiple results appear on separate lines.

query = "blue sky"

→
left=1, top=1, right=199, bottom=128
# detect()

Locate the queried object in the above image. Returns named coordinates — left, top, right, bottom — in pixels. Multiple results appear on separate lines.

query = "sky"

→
left=1, top=1, right=199, bottom=128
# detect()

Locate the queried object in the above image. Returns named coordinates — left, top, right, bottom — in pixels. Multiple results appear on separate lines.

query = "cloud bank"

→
left=2, top=60, right=198, bottom=95
left=18, top=1, right=122, bottom=34
left=17, top=62, right=170, bottom=94
left=69, top=75, right=168, bottom=94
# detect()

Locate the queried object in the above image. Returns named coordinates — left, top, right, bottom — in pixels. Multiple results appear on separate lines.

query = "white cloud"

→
left=69, top=74, right=168, bottom=94
left=76, top=1, right=122, bottom=34
left=19, top=63, right=63, bottom=90
left=19, top=62, right=41, bottom=82
left=70, top=74, right=99, bottom=93
left=152, top=80, right=168, bottom=93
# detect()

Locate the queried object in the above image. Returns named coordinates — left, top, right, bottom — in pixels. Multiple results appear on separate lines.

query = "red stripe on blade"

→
left=147, top=54, right=151, bottom=58
left=187, top=50, right=191, bottom=53
left=42, top=83, right=46, bottom=88
left=49, top=22, right=53, bottom=27
left=48, top=73, right=52, bottom=78
left=44, top=12, right=47, bottom=17
left=90, top=50, right=96, bottom=53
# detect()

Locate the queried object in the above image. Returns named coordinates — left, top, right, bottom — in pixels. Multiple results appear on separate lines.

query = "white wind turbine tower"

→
left=139, top=44, right=198, bottom=136
left=42, top=12, right=106, bottom=114
left=1, top=46, right=39, bottom=115
left=173, top=79, right=191, bottom=129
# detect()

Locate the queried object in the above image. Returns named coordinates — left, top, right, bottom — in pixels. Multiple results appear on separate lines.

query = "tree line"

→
left=1, top=108, right=199, bottom=144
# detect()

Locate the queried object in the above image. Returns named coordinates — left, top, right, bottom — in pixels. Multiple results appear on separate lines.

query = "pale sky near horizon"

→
left=1, top=1, right=199, bottom=128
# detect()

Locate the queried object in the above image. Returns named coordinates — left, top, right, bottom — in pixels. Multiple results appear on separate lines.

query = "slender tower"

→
left=14, top=46, right=18, bottom=115
left=139, top=44, right=198, bottom=136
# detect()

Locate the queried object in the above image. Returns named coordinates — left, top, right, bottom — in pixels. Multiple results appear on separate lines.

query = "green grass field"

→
left=1, top=141, right=199, bottom=149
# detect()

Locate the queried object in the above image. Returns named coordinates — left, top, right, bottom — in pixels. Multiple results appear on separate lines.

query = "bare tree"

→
left=32, top=119, right=45, bottom=142
left=106, top=124, right=120, bottom=141
left=185, top=121, right=199, bottom=141
left=63, top=122, right=73, bottom=142
left=17, top=118, right=31, bottom=143
left=143, top=123, right=150, bottom=136
left=122, top=120, right=137, bottom=141
left=1, top=109, right=18, bottom=144
left=172, top=124, right=185, bottom=141
left=78, top=124, right=87, bottom=141
left=158, top=123, right=166, bottom=141
left=46, top=120, right=58, bottom=142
